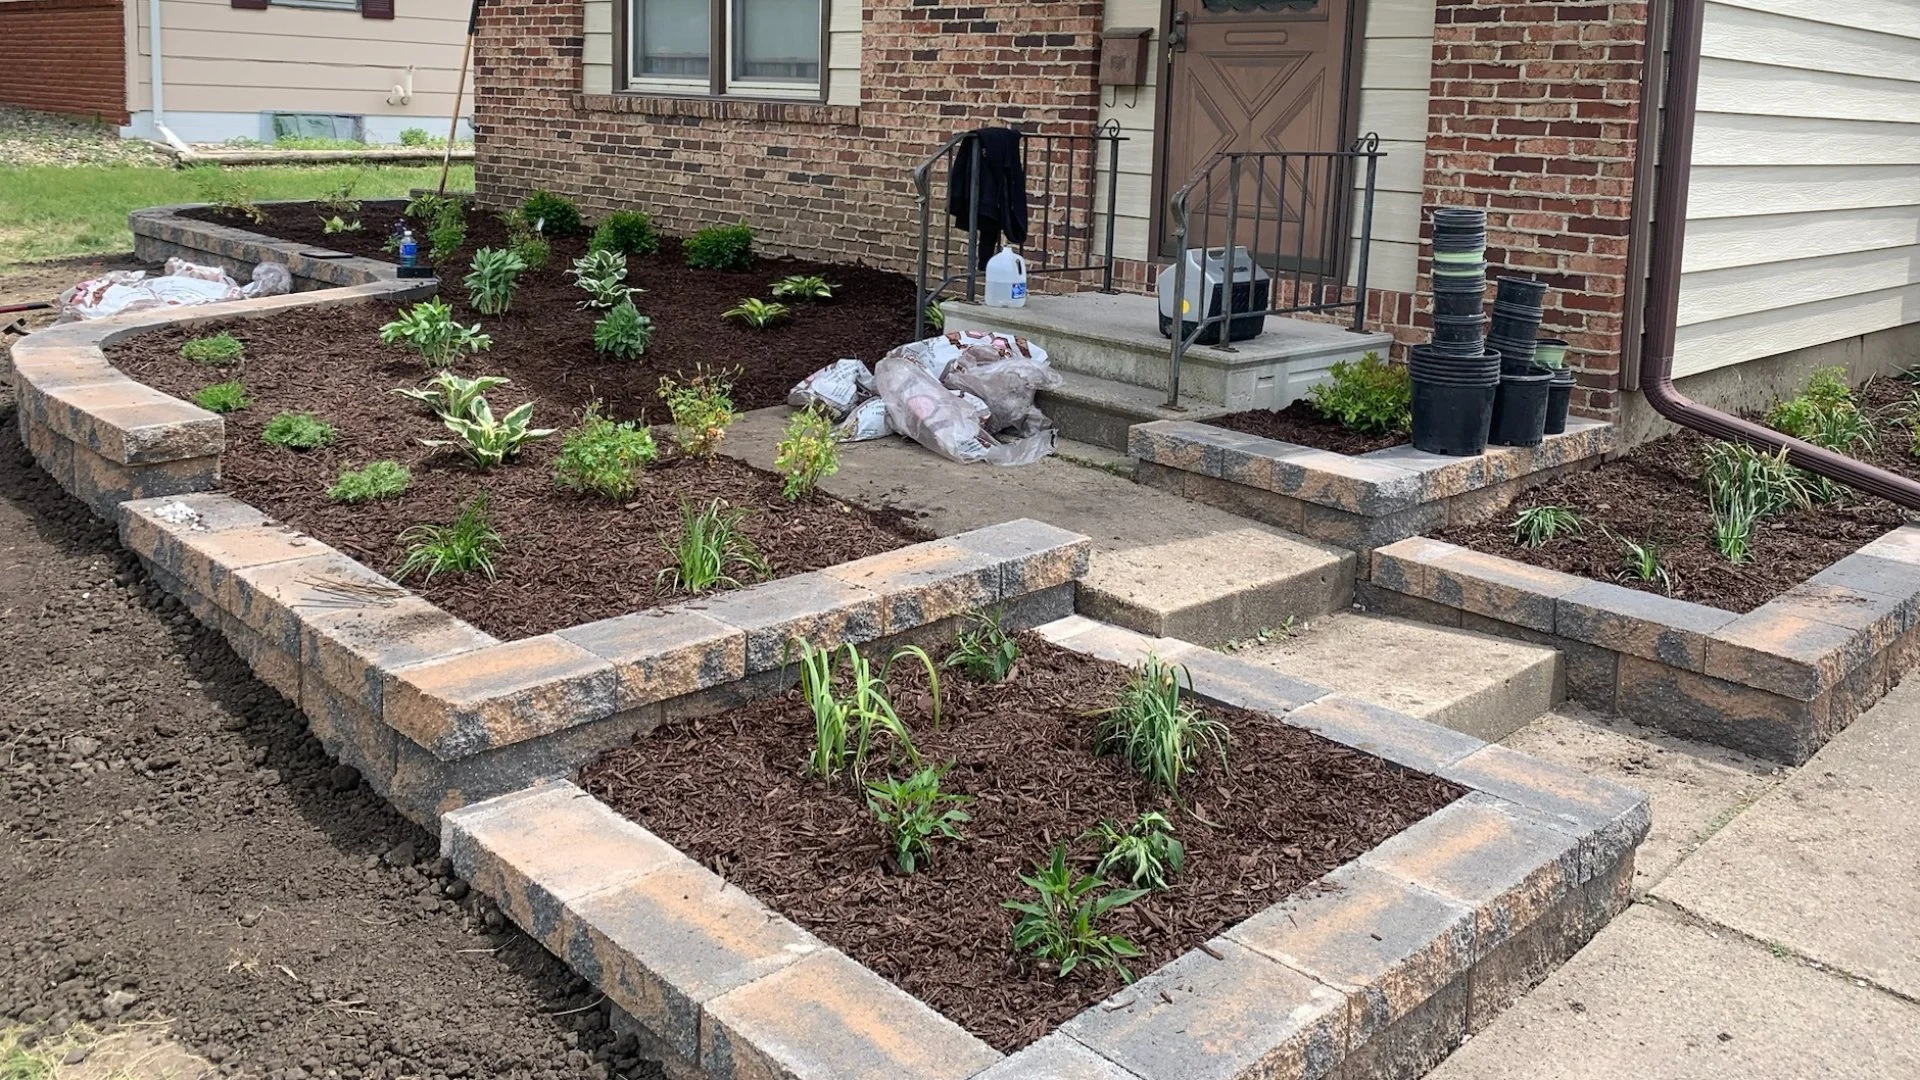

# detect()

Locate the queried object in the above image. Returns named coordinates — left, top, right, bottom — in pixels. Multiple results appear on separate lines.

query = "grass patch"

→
left=0, top=162, right=475, bottom=266
left=192, top=380, right=250, bottom=413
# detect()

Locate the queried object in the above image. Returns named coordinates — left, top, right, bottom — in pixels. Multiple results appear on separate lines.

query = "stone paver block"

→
left=1808, top=551, right=1920, bottom=603
left=1368, top=536, right=1459, bottom=595
left=977, top=1035, right=1143, bottom=1080
left=1283, top=693, right=1487, bottom=773
left=1359, top=793, right=1581, bottom=957
left=303, top=597, right=498, bottom=713
left=1439, top=744, right=1650, bottom=883
left=36, top=378, right=198, bottom=458
left=128, top=517, right=319, bottom=603
left=1127, top=420, right=1219, bottom=473
left=1767, top=580, right=1914, bottom=653
left=221, top=610, right=303, bottom=705
left=1059, top=938, right=1349, bottom=1080
left=89, top=399, right=224, bottom=464
left=21, top=417, right=75, bottom=489
left=119, top=493, right=273, bottom=555
left=1427, top=550, right=1586, bottom=634
left=1615, top=654, right=1822, bottom=764
left=1303, top=500, right=1447, bottom=553
left=225, top=552, right=397, bottom=656
left=1030, top=615, right=1197, bottom=668
left=302, top=676, right=399, bottom=789
left=943, top=518, right=1093, bottom=597
left=1554, top=581, right=1736, bottom=672
left=1229, top=861, right=1476, bottom=1039
left=1706, top=607, right=1870, bottom=700
left=442, top=780, right=681, bottom=945
left=384, top=635, right=620, bottom=759
left=1178, top=470, right=1308, bottom=532
left=700, top=948, right=1000, bottom=1080
left=564, top=861, right=824, bottom=1062
left=557, top=609, right=747, bottom=711
left=673, top=571, right=883, bottom=673
left=819, top=541, right=1002, bottom=633
left=69, top=440, right=219, bottom=515
left=1852, top=525, right=1920, bottom=568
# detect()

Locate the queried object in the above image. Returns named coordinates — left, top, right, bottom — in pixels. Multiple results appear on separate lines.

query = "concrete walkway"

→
left=1425, top=679, right=1920, bottom=1078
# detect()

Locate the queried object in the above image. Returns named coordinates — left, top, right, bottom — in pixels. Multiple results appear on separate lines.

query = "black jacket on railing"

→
left=947, top=127, right=1028, bottom=267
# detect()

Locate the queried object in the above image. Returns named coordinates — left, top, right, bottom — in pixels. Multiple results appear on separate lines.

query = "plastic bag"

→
left=56, top=259, right=289, bottom=321
left=243, top=262, right=293, bottom=298
left=873, top=355, right=1054, bottom=466
left=887, top=330, right=1050, bottom=383
left=942, top=351, right=1062, bottom=432
left=787, top=358, right=874, bottom=419
left=835, top=397, right=894, bottom=442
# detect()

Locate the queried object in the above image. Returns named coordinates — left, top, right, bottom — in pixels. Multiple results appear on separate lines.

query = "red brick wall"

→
left=473, top=0, right=1103, bottom=270
left=1419, top=0, right=1650, bottom=419
left=0, top=0, right=128, bottom=125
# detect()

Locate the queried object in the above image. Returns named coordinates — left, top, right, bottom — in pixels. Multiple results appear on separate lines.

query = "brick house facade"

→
left=0, top=0, right=129, bottom=125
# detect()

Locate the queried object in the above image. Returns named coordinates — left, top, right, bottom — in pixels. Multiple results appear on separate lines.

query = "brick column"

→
left=1421, top=0, right=1651, bottom=420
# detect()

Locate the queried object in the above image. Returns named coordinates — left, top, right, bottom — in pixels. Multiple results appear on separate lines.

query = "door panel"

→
left=1158, top=0, right=1352, bottom=268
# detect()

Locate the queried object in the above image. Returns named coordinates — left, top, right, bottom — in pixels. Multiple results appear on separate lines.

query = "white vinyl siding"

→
left=583, top=0, right=859, bottom=106
left=1672, top=0, right=1920, bottom=378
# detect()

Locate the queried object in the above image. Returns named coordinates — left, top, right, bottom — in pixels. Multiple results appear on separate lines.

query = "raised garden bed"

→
left=579, top=634, right=1464, bottom=1051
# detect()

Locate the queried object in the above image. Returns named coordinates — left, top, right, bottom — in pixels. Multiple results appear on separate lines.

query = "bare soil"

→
left=580, top=639, right=1464, bottom=1052
left=1209, top=399, right=1407, bottom=456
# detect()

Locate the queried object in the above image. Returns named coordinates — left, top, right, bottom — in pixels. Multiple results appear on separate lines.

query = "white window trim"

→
left=624, top=0, right=824, bottom=101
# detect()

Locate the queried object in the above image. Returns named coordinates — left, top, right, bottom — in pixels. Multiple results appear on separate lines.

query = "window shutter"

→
left=231, top=0, right=269, bottom=9
left=362, top=0, right=396, bottom=19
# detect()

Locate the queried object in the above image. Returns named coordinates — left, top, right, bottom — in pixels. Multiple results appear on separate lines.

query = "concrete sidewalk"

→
left=1426, top=678, right=1920, bottom=1078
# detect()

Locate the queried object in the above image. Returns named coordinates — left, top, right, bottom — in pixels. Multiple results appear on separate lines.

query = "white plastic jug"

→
left=984, top=246, right=1028, bottom=308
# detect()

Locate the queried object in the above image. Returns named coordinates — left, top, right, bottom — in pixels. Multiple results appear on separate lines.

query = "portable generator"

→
left=1156, top=246, right=1272, bottom=346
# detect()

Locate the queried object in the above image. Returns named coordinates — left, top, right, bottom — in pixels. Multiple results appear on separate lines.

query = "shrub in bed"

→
left=1088, top=811, right=1184, bottom=891
left=192, top=380, right=250, bottom=414
left=507, top=226, right=551, bottom=271
left=1766, top=366, right=1872, bottom=504
left=1004, top=846, right=1147, bottom=980
left=399, top=127, right=432, bottom=146
left=190, top=165, right=265, bottom=224
left=518, top=189, right=583, bottom=237
left=656, top=368, right=738, bottom=459
left=685, top=221, right=754, bottom=271
left=865, top=764, right=971, bottom=875
left=773, top=407, right=839, bottom=501
left=396, top=496, right=501, bottom=582
left=1091, top=653, right=1228, bottom=796
left=589, top=210, right=660, bottom=257
left=180, top=332, right=244, bottom=366
left=380, top=299, right=491, bottom=366
left=593, top=301, right=654, bottom=360
left=1305, top=352, right=1410, bottom=436
left=463, top=247, right=528, bottom=316
left=327, top=460, right=410, bottom=504
left=553, top=403, right=657, bottom=499
left=406, top=193, right=469, bottom=265
left=656, top=498, right=766, bottom=594
left=261, top=412, right=335, bottom=451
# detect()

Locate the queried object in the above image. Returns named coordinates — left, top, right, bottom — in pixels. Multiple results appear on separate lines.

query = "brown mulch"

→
left=106, top=301, right=926, bottom=640
left=1209, top=399, right=1407, bottom=455
left=176, top=199, right=922, bottom=412
left=1437, top=377, right=1920, bottom=612
left=578, top=637, right=1464, bottom=1052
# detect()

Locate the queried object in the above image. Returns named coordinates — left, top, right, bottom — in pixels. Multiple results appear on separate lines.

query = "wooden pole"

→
left=437, top=0, right=481, bottom=196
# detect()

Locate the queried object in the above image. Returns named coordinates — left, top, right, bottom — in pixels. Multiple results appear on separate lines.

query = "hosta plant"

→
left=379, top=299, right=491, bottom=366
left=1004, top=846, right=1147, bottom=980
left=658, top=499, right=767, bottom=594
left=321, top=215, right=362, bottom=234
left=569, top=250, right=635, bottom=311
left=553, top=404, right=657, bottom=499
left=261, top=412, right=335, bottom=451
left=192, top=380, right=249, bottom=414
left=770, top=274, right=835, bottom=301
left=773, top=407, right=839, bottom=500
left=327, top=460, right=411, bottom=504
left=1088, top=811, right=1185, bottom=891
left=392, top=372, right=511, bottom=420
left=421, top=397, right=556, bottom=468
left=395, top=497, right=501, bottom=582
left=1092, top=653, right=1228, bottom=796
left=793, top=640, right=941, bottom=781
left=866, top=764, right=971, bottom=874
left=180, top=332, right=244, bottom=366
left=656, top=369, right=738, bottom=459
left=723, top=297, right=791, bottom=329
left=944, top=610, right=1018, bottom=683
left=463, top=247, right=528, bottom=316
left=593, top=300, right=654, bottom=360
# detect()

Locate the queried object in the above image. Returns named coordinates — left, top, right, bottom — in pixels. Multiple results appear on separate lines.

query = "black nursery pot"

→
left=1495, top=276, right=1549, bottom=308
left=1432, top=313, right=1487, bottom=346
left=1545, top=368, right=1576, bottom=435
left=1433, top=289, right=1486, bottom=318
left=1489, top=370, right=1554, bottom=447
left=1411, top=374, right=1498, bottom=457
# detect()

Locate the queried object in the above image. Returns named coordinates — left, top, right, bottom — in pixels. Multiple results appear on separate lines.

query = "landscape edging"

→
left=442, top=614, right=1648, bottom=1080
left=1365, top=534, right=1920, bottom=764
left=129, top=202, right=412, bottom=289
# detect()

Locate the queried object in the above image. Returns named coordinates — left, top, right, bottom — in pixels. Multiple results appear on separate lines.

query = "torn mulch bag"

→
left=57, top=259, right=292, bottom=322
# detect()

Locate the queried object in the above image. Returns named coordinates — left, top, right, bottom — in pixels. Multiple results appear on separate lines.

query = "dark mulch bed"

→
left=579, top=637, right=1464, bottom=1052
left=176, top=199, right=921, bottom=412
left=1209, top=399, right=1407, bottom=456
left=1437, top=377, right=1920, bottom=612
left=107, top=302, right=926, bottom=640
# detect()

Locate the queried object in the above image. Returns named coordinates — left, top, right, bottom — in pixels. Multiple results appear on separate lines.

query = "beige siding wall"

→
left=1673, top=0, right=1920, bottom=378
left=1097, top=0, right=1434, bottom=292
left=583, top=0, right=862, bottom=107
left=132, top=0, right=470, bottom=122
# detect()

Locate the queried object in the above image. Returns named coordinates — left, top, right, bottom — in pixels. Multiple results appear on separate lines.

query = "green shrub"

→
left=396, top=497, right=502, bottom=582
left=519, top=189, right=583, bottom=237
left=427, top=217, right=467, bottom=265
left=507, top=228, right=550, bottom=271
left=656, top=368, right=738, bottom=459
left=399, top=127, right=433, bottom=146
left=685, top=221, right=754, bottom=271
left=1305, top=352, right=1411, bottom=436
left=190, top=166, right=265, bottom=223
left=407, top=193, right=468, bottom=265
left=180, top=332, right=244, bottom=366
left=463, top=247, right=528, bottom=316
left=1766, top=367, right=1872, bottom=506
left=593, top=300, right=654, bottom=360
left=261, top=412, right=335, bottom=451
left=192, top=380, right=250, bottom=413
left=773, top=407, right=839, bottom=500
left=379, top=299, right=491, bottom=365
left=589, top=210, right=660, bottom=257
left=554, top=404, right=658, bottom=499
left=327, top=460, right=411, bottom=503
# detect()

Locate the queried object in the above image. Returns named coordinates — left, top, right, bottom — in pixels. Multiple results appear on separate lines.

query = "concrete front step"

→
left=1037, top=369, right=1230, bottom=452
left=1229, top=612, right=1565, bottom=743
left=719, top=406, right=1357, bottom=643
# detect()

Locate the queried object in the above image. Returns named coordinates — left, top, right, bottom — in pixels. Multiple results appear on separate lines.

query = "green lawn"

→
left=0, top=163, right=475, bottom=267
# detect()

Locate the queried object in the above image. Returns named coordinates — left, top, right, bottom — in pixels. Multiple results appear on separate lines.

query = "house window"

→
left=627, top=0, right=822, bottom=98
left=270, top=0, right=362, bottom=10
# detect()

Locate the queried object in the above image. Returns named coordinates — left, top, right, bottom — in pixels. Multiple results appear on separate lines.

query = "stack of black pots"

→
left=1485, top=276, right=1556, bottom=447
left=1410, top=209, right=1501, bottom=455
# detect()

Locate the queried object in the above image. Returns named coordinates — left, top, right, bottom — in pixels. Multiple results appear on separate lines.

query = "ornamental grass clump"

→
left=395, top=497, right=501, bottom=582
left=261, top=411, right=335, bottom=451
left=1700, top=441, right=1812, bottom=564
left=180, top=332, right=244, bottom=366
left=1509, top=505, right=1581, bottom=548
left=1087, top=811, right=1185, bottom=891
left=1305, top=352, right=1410, bottom=436
left=192, top=380, right=249, bottom=414
left=380, top=299, right=491, bottom=366
left=656, top=368, right=738, bottom=459
left=657, top=499, right=766, bottom=594
left=1004, top=846, right=1147, bottom=980
left=865, top=764, right=971, bottom=874
left=944, top=610, right=1018, bottom=683
left=1092, top=653, right=1228, bottom=796
left=326, top=460, right=410, bottom=504
left=463, top=247, right=527, bottom=316
left=792, top=640, right=940, bottom=781
left=553, top=403, right=657, bottom=499
left=773, top=407, right=839, bottom=500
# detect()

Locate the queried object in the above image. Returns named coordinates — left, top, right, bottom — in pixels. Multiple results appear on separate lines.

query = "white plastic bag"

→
left=57, top=259, right=289, bottom=321
left=787, top=358, right=874, bottom=419
left=243, top=262, right=293, bottom=298
left=873, top=355, right=1054, bottom=466
left=834, top=397, right=894, bottom=442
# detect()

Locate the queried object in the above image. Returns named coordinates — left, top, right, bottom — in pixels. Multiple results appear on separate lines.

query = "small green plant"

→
left=554, top=403, right=658, bottom=499
left=427, top=214, right=467, bottom=265
left=192, top=380, right=250, bottom=413
left=1701, top=441, right=1813, bottom=563
left=1768, top=366, right=1873, bottom=460
left=463, top=247, right=527, bottom=316
left=191, top=165, right=265, bottom=223
left=519, top=189, right=583, bottom=237
left=774, top=407, right=839, bottom=500
left=865, top=764, right=971, bottom=874
left=1510, top=505, right=1581, bottom=548
left=658, top=499, right=767, bottom=593
left=723, top=297, right=791, bottom=329
left=380, top=299, right=491, bottom=365
left=318, top=172, right=362, bottom=218
left=569, top=249, right=636, bottom=310
left=945, top=610, right=1018, bottom=682
left=327, top=460, right=411, bottom=503
left=656, top=368, right=738, bottom=459
left=924, top=302, right=946, bottom=332
left=393, top=371, right=510, bottom=419
left=395, top=497, right=502, bottom=582
left=421, top=396, right=556, bottom=468
left=1004, top=846, right=1147, bottom=980
left=180, top=331, right=244, bottom=366
left=1087, top=811, right=1185, bottom=891
left=589, top=209, right=660, bottom=257
left=1306, top=352, right=1411, bottom=436
left=771, top=274, right=835, bottom=301
left=261, top=411, right=335, bottom=451
left=506, top=223, right=551, bottom=271
left=405, top=192, right=462, bottom=223
left=594, top=300, right=654, bottom=360
left=685, top=221, right=754, bottom=270
left=792, top=640, right=941, bottom=780
left=1610, top=530, right=1674, bottom=595
left=1091, top=653, right=1228, bottom=796
left=398, top=127, right=433, bottom=146
left=321, top=214, right=362, bottom=234
left=1218, top=617, right=1306, bottom=653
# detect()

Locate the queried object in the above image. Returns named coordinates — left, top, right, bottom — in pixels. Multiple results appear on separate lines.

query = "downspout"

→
left=1640, top=0, right=1920, bottom=509
left=147, top=0, right=190, bottom=153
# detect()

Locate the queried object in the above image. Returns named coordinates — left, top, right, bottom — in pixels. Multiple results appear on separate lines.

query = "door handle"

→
left=1168, top=10, right=1189, bottom=50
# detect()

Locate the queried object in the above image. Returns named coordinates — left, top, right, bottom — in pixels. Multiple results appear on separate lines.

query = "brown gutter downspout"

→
left=1640, top=0, right=1920, bottom=510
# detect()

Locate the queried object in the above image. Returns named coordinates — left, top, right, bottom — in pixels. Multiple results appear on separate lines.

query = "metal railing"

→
left=912, top=120, right=1127, bottom=339
left=1165, top=133, right=1385, bottom=406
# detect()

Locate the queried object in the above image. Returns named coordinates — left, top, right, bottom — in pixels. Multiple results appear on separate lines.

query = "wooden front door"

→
left=1156, top=0, right=1355, bottom=266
